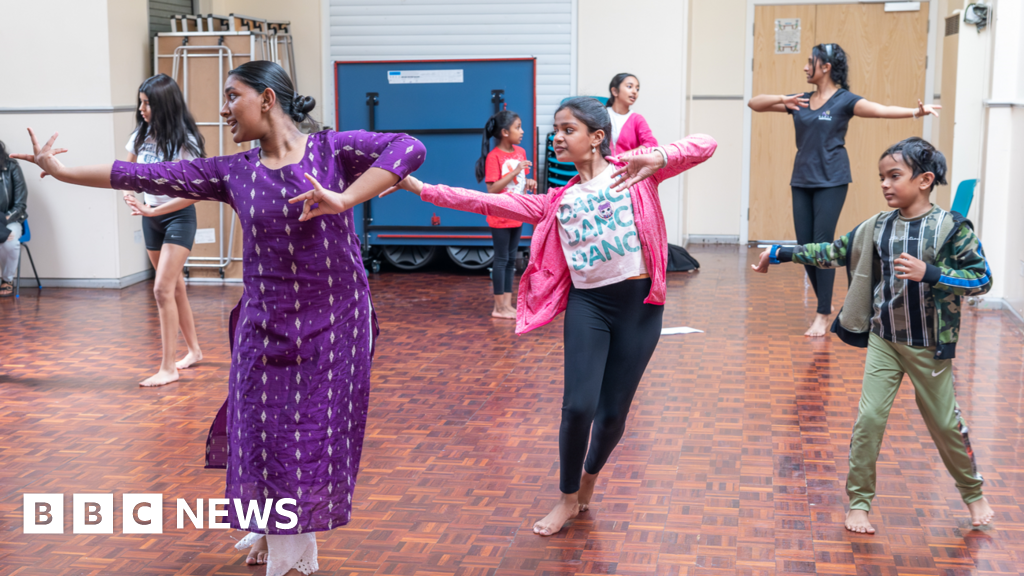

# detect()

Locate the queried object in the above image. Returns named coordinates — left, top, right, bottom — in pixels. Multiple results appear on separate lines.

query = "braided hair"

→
left=811, top=43, right=850, bottom=91
left=475, top=110, right=520, bottom=183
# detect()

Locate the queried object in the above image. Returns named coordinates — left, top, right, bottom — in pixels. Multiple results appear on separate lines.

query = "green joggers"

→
left=846, top=333, right=983, bottom=511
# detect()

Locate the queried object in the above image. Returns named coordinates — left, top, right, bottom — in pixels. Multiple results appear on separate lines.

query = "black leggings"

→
left=791, top=185, right=848, bottom=315
left=490, top=226, right=521, bottom=295
left=560, top=278, right=663, bottom=493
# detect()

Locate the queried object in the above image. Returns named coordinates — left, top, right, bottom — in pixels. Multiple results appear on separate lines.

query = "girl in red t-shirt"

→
left=475, top=110, right=537, bottom=319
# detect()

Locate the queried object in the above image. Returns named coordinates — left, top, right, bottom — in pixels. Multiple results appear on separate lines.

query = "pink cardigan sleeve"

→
left=421, top=184, right=548, bottom=225
left=651, top=134, right=718, bottom=185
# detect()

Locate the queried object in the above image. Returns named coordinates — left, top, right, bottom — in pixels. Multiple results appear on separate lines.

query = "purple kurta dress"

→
left=111, top=130, right=426, bottom=534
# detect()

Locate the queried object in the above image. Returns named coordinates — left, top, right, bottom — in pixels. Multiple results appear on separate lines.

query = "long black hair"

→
left=606, top=72, right=638, bottom=107
left=881, top=137, right=948, bottom=190
left=228, top=60, right=318, bottom=129
left=133, top=74, right=206, bottom=161
left=475, top=110, right=520, bottom=183
left=811, top=43, right=850, bottom=91
left=556, top=97, right=612, bottom=158
left=0, top=139, right=8, bottom=170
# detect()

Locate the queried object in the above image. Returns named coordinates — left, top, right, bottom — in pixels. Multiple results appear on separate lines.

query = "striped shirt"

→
left=871, top=205, right=949, bottom=347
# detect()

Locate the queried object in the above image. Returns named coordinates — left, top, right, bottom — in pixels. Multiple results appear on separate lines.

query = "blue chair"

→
left=950, top=179, right=977, bottom=217
left=15, top=220, right=41, bottom=298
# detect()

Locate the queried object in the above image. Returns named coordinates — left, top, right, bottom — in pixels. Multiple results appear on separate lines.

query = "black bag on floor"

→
left=667, top=243, right=699, bottom=272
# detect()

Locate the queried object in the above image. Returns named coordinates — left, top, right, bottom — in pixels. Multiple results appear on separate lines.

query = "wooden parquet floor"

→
left=2, top=245, right=1023, bottom=576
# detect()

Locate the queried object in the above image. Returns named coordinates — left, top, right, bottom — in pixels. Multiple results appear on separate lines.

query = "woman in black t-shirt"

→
left=748, top=43, right=939, bottom=337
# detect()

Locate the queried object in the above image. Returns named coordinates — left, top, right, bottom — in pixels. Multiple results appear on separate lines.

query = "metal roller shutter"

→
left=328, top=0, right=574, bottom=137
left=149, top=0, right=195, bottom=37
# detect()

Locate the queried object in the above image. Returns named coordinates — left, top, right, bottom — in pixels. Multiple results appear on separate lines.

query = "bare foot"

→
left=139, top=368, right=179, bottom=387
left=968, top=497, right=994, bottom=528
left=246, top=534, right=268, bottom=565
left=578, top=471, right=598, bottom=512
left=845, top=509, right=876, bottom=534
left=533, top=495, right=579, bottom=536
left=176, top=350, right=203, bottom=370
left=491, top=307, right=515, bottom=319
left=805, top=313, right=830, bottom=337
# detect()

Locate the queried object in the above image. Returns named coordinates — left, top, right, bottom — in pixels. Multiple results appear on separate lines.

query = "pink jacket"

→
left=421, top=134, right=718, bottom=334
left=612, top=113, right=658, bottom=155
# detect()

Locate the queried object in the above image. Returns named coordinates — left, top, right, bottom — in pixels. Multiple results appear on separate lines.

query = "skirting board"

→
left=688, top=235, right=740, bottom=245
left=34, top=269, right=154, bottom=289
left=976, top=297, right=1024, bottom=327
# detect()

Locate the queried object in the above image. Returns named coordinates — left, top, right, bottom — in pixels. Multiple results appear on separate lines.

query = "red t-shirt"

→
left=484, top=145, right=529, bottom=228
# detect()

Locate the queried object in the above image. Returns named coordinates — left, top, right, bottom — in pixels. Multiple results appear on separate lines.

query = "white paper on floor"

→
left=661, top=326, right=704, bottom=335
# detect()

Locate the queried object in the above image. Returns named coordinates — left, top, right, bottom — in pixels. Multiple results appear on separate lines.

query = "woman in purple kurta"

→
left=14, top=61, right=425, bottom=575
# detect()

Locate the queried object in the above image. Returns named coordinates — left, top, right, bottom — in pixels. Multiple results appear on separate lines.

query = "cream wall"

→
left=0, top=0, right=151, bottom=285
left=577, top=0, right=690, bottom=245
left=686, top=0, right=747, bottom=241
left=200, top=0, right=324, bottom=125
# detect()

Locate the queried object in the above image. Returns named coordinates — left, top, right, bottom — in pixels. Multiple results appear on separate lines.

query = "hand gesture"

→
left=122, top=193, right=153, bottom=217
left=915, top=99, right=941, bottom=118
left=611, top=152, right=663, bottom=192
left=289, top=173, right=348, bottom=222
left=751, top=248, right=772, bottom=273
left=379, top=175, right=425, bottom=198
left=894, top=252, right=926, bottom=281
left=9, top=128, right=69, bottom=179
left=526, top=178, right=538, bottom=193
left=514, top=160, right=533, bottom=175
left=781, top=94, right=809, bottom=111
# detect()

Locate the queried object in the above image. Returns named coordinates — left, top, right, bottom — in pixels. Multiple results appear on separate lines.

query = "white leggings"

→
left=0, top=222, right=22, bottom=283
left=236, top=532, right=318, bottom=576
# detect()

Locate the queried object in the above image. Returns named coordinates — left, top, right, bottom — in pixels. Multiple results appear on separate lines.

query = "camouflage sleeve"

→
left=770, top=232, right=852, bottom=268
left=922, top=226, right=993, bottom=296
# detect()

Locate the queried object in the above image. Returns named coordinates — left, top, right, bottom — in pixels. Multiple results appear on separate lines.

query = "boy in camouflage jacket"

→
left=752, top=137, right=993, bottom=534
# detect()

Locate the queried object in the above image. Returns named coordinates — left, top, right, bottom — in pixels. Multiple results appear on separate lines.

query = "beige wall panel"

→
left=1000, top=111, right=1024, bottom=317
left=579, top=0, right=688, bottom=243
left=690, top=0, right=747, bottom=97
left=0, top=1, right=112, bottom=107
left=937, top=0, right=963, bottom=210
left=0, top=115, right=123, bottom=278
left=820, top=3, right=928, bottom=236
left=687, top=100, right=744, bottom=236
left=749, top=4, right=817, bottom=242
left=107, top=0, right=150, bottom=107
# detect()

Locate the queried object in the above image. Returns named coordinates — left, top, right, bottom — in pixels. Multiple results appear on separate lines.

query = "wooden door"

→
left=749, top=5, right=817, bottom=242
left=749, top=3, right=930, bottom=242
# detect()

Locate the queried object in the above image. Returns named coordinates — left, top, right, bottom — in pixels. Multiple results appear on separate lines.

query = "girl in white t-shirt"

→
left=120, top=74, right=205, bottom=387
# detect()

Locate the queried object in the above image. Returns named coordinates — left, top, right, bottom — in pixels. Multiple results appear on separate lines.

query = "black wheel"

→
left=381, top=245, right=438, bottom=270
left=371, top=260, right=381, bottom=274
left=446, top=246, right=494, bottom=270
left=515, top=249, right=530, bottom=273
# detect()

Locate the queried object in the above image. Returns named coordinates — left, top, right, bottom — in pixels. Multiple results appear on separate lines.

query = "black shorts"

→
left=143, top=205, right=197, bottom=251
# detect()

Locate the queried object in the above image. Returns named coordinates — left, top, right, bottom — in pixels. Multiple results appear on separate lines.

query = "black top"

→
left=787, top=89, right=863, bottom=187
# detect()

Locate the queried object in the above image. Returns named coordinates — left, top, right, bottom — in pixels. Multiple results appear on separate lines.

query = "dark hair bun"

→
left=291, top=95, right=316, bottom=121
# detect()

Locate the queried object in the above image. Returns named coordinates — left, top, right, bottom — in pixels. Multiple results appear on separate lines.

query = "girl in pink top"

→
left=384, top=98, right=717, bottom=536
left=606, top=73, right=658, bottom=155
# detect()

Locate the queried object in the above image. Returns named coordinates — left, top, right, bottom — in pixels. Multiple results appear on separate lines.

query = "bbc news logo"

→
left=23, top=494, right=298, bottom=534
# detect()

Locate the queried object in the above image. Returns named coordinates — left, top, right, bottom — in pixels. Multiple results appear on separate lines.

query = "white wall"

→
left=0, top=0, right=151, bottom=285
left=977, top=0, right=1024, bottom=319
left=577, top=0, right=690, bottom=245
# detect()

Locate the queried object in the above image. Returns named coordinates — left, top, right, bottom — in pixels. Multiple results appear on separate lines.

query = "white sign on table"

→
left=387, top=70, right=464, bottom=84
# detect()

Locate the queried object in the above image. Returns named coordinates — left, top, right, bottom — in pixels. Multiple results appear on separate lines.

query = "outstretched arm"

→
left=752, top=232, right=854, bottom=273
left=612, top=134, right=718, bottom=191
left=854, top=98, right=939, bottom=119
left=380, top=176, right=547, bottom=225
left=11, top=128, right=113, bottom=188
left=748, top=93, right=809, bottom=113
